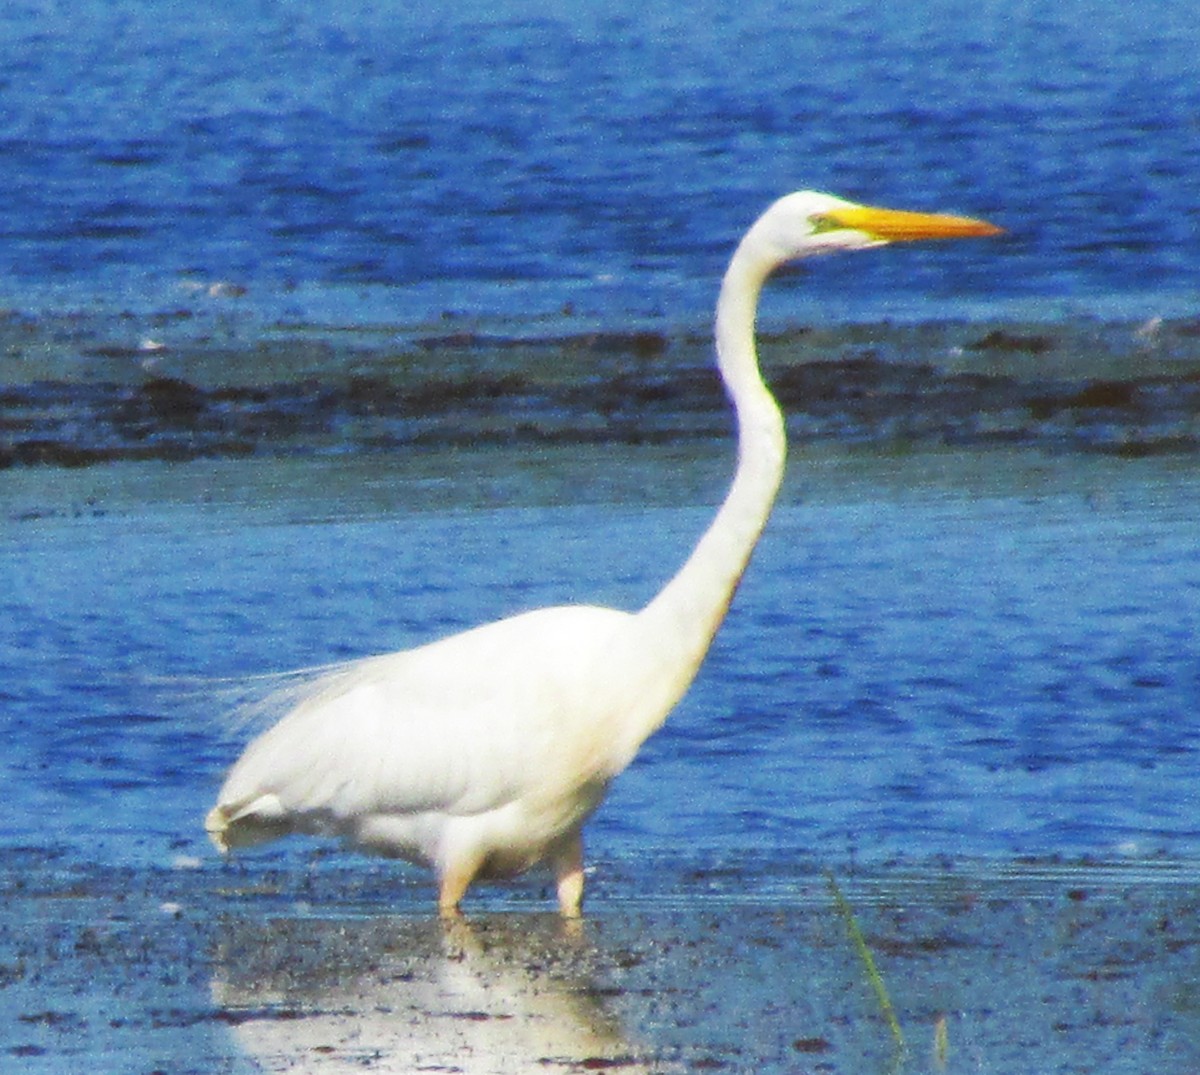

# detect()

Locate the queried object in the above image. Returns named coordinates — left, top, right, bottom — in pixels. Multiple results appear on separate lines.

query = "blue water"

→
left=4, top=451, right=1200, bottom=882
left=3, top=0, right=1200, bottom=893
left=2, top=0, right=1199, bottom=329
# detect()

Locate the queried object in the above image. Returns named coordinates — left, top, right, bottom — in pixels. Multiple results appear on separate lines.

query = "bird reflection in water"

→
left=211, top=914, right=668, bottom=1073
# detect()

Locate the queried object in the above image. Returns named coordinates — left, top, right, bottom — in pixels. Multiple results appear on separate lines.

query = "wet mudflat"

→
left=6, top=313, right=1200, bottom=467
left=2, top=857, right=1198, bottom=1073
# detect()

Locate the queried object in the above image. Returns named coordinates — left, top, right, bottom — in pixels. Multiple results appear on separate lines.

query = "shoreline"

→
left=4, top=309, right=1200, bottom=470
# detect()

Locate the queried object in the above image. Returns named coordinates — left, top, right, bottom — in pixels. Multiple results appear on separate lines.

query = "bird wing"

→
left=215, top=604, right=636, bottom=831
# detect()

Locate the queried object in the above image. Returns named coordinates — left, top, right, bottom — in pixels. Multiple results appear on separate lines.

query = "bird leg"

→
left=437, top=854, right=482, bottom=918
left=553, top=831, right=585, bottom=918
left=439, top=914, right=482, bottom=961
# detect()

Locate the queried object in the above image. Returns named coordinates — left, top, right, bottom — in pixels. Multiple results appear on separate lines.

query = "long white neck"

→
left=633, top=231, right=786, bottom=717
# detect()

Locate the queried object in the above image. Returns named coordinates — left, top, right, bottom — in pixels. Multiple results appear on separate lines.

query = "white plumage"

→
left=206, top=191, right=1000, bottom=915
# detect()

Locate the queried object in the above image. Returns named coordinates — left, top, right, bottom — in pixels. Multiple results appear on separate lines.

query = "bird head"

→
left=751, top=190, right=1003, bottom=263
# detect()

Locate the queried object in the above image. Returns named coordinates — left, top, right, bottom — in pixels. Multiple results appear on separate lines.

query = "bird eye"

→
left=809, top=213, right=847, bottom=235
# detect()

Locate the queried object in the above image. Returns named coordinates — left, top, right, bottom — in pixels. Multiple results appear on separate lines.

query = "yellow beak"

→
left=818, top=202, right=1003, bottom=242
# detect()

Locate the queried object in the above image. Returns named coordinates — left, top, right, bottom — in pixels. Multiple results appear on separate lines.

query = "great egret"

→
left=206, top=191, right=1001, bottom=916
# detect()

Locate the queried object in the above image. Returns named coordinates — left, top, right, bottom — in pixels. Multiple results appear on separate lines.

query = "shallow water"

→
left=3, top=445, right=1198, bottom=884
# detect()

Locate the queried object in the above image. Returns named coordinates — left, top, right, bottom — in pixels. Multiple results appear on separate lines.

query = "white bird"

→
left=205, top=191, right=1001, bottom=916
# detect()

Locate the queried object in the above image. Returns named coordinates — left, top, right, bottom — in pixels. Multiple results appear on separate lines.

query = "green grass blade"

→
left=826, top=871, right=906, bottom=1052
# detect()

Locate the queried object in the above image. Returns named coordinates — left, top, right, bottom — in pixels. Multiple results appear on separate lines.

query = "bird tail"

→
left=204, top=805, right=232, bottom=853
left=205, top=794, right=291, bottom=853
